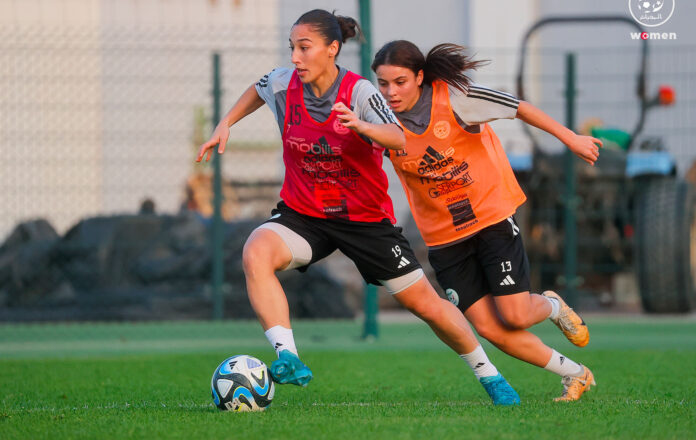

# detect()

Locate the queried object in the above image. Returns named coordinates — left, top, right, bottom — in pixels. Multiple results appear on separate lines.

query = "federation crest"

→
left=433, top=120, right=451, bottom=139
left=333, top=117, right=350, bottom=135
left=445, top=288, right=460, bottom=306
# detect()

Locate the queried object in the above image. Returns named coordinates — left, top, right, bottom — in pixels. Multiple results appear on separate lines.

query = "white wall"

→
left=0, top=0, right=283, bottom=238
left=468, top=0, right=539, bottom=157
left=2, top=0, right=693, bottom=239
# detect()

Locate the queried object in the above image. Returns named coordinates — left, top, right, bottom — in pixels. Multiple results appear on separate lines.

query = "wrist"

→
left=559, top=128, right=577, bottom=146
left=353, top=120, right=367, bottom=135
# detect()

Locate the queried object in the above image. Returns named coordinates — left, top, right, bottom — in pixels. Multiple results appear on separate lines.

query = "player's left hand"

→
left=567, top=135, right=603, bottom=166
left=332, top=102, right=365, bottom=133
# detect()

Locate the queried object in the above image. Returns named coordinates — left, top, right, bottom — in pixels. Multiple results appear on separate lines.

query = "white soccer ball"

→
left=211, top=355, right=275, bottom=412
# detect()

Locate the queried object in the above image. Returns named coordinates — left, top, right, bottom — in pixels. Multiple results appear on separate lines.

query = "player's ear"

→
left=328, top=40, right=340, bottom=59
left=416, top=69, right=424, bottom=87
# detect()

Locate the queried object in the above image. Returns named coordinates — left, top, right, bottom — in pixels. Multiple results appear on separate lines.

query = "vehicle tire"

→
left=635, top=178, right=696, bottom=312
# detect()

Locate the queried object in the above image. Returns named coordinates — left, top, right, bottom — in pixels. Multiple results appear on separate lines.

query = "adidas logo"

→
left=419, top=146, right=445, bottom=166
left=500, top=275, right=515, bottom=286
left=274, top=342, right=284, bottom=349
left=559, top=356, right=565, bottom=365
left=228, top=360, right=237, bottom=369
left=474, top=362, right=486, bottom=369
left=397, top=256, right=411, bottom=269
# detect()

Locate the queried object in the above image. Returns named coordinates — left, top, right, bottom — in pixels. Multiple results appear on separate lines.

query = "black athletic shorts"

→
left=265, top=202, right=422, bottom=285
left=428, top=216, right=531, bottom=312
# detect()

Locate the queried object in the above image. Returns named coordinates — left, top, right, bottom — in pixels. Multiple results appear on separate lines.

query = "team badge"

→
left=433, top=121, right=451, bottom=139
left=333, top=118, right=350, bottom=135
left=445, top=288, right=460, bottom=306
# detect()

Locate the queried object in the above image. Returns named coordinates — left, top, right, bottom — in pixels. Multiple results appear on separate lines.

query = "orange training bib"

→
left=389, top=80, right=526, bottom=246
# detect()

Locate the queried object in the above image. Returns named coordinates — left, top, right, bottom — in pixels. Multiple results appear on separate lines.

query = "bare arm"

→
left=516, top=101, right=602, bottom=166
left=353, top=121, right=405, bottom=150
left=196, top=83, right=265, bottom=162
left=331, top=102, right=406, bottom=150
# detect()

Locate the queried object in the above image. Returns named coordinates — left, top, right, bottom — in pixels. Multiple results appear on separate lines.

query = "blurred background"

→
left=0, top=0, right=694, bottom=326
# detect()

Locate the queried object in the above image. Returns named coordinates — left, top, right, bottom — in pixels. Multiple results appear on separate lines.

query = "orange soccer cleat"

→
left=543, top=290, right=590, bottom=347
left=554, top=365, right=596, bottom=402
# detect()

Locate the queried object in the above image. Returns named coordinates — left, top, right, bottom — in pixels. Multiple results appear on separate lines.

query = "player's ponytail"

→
left=424, top=44, right=488, bottom=93
left=294, top=9, right=362, bottom=57
left=372, top=40, right=488, bottom=93
left=335, top=14, right=360, bottom=43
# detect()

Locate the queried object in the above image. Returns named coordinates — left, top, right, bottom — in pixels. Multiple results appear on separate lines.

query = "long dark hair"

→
left=371, top=40, right=488, bottom=92
left=294, top=9, right=362, bottom=57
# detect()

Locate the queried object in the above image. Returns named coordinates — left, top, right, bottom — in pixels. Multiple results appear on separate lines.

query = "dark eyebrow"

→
left=379, top=76, right=407, bottom=82
left=289, top=38, right=312, bottom=43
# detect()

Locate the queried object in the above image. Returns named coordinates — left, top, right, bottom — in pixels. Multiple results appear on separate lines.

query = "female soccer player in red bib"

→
left=373, top=40, right=602, bottom=402
left=197, top=10, right=519, bottom=405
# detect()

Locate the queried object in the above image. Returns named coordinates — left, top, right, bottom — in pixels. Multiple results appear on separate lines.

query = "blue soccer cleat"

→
left=269, top=350, right=313, bottom=387
left=479, top=373, right=521, bottom=406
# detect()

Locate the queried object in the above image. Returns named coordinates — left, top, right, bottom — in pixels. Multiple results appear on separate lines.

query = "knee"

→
left=242, top=238, right=274, bottom=277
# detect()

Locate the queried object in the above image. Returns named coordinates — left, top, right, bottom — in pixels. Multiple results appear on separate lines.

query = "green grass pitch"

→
left=1, top=316, right=695, bottom=439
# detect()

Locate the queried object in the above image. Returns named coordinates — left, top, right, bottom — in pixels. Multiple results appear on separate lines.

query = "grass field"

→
left=1, top=316, right=695, bottom=439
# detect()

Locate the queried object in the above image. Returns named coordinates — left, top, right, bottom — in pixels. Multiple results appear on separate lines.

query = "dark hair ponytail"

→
left=372, top=40, right=488, bottom=93
left=295, top=9, right=362, bottom=57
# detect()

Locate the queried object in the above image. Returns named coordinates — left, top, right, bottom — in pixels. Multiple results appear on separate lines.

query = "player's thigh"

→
left=492, top=291, right=535, bottom=321
left=245, top=203, right=335, bottom=272
left=428, top=239, right=488, bottom=313
left=391, top=275, right=440, bottom=315
left=243, top=228, right=294, bottom=272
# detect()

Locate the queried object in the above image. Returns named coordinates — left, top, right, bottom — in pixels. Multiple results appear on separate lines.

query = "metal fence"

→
left=0, top=26, right=361, bottom=322
left=1, top=23, right=694, bottom=321
left=473, top=43, right=696, bottom=311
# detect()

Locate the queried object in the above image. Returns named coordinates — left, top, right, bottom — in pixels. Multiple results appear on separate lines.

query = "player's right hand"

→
left=196, top=123, right=230, bottom=162
left=567, top=134, right=602, bottom=166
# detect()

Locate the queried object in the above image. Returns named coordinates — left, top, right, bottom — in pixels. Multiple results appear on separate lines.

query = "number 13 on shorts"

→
left=501, top=261, right=511, bottom=272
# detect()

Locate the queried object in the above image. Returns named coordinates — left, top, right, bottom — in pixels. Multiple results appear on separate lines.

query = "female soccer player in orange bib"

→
left=197, top=11, right=520, bottom=405
left=373, top=40, right=602, bottom=402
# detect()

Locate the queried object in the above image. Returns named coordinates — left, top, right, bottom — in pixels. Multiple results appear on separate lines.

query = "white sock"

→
left=459, top=345, right=499, bottom=380
left=545, top=295, right=561, bottom=321
left=544, top=350, right=584, bottom=377
left=264, top=325, right=298, bottom=357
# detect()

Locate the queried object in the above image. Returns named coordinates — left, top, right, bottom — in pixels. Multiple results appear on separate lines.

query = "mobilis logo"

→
left=629, top=0, right=675, bottom=27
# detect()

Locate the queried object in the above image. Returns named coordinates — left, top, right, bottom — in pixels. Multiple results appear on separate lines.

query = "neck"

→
left=309, top=64, right=339, bottom=97
left=403, top=86, right=423, bottom=113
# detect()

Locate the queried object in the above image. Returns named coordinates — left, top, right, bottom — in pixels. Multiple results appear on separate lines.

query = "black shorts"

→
left=428, top=216, right=531, bottom=312
left=265, top=202, right=422, bottom=285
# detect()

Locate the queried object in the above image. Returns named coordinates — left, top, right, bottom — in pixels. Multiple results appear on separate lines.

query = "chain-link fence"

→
left=471, top=44, right=696, bottom=311
left=0, top=26, right=361, bottom=322
left=1, top=22, right=694, bottom=321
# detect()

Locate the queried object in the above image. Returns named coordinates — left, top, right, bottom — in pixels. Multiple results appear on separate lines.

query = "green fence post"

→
left=359, top=0, right=373, bottom=82
left=211, top=52, right=224, bottom=320
left=563, top=52, right=579, bottom=307
left=359, top=0, right=378, bottom=340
